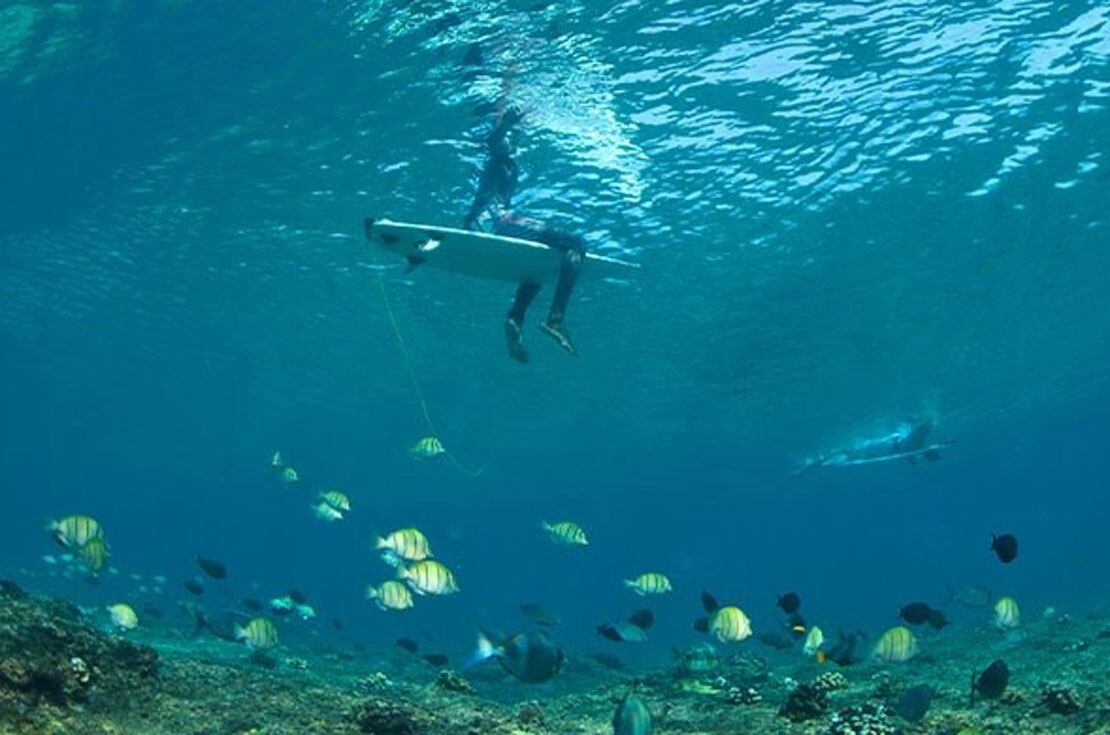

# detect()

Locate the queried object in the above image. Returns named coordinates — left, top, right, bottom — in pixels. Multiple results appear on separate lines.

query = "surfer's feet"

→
left=504, top=318, right=529, bottom=363
left=541, top=319, right=577, bottom=356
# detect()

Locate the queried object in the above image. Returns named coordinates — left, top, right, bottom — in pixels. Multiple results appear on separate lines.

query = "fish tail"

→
left=365, top=585, right=378, bottom=600
left=464, top=632, right=499, bottom=670
left=382, top=550, right=403, bottom=568
left=540, top=521, right=552, bottom=533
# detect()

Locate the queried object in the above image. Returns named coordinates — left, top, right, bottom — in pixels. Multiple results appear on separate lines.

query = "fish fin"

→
left=465, top=631, right=499, bottom=670
left=365, top=586, right=378, bottom=600
left=700, top=589, right=720, bottom=614
left=628, top=609, right=655, bottom=630
left=693, top=617, right=709, bottom=634
left=380, top=550, right=403, bottom=568
left=404, top=255, right=425, bottom=273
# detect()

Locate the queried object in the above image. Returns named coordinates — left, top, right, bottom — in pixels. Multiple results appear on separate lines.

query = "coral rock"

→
left=779, top=683, right=828, bottom=722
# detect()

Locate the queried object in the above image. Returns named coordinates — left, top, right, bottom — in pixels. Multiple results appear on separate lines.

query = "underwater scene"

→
left=2, top=1, right=1110, bottom=733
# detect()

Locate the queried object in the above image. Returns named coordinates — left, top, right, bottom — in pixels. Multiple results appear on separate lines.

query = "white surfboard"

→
left=364, top=218, right=638, bottom=283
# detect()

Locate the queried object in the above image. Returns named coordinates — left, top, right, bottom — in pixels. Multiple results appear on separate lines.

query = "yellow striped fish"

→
left=320, top=491, right=351, bottom=512
left=624, top=572, right=673, bottom=596
left=993, top=596, right=1020, bottom=629
left=803, top=625, right=824, bottom=656
left=236, top=617, right=279, bottom=650
left=78, top=537, right=110, bottom=575
left=312, top=501, right=344, bottom=522
left=542, top=521, right=588, bottom=547
left=49, top=515, right=105, bottom=549
left=377, top=528, right=432, bottom=563
left=410, top=436, right=446, bottom=458
left=872, top=626, right=918, bottom=662
left=710, top=606, right=753, bottom=643
left=107, top=603, right=138, bottom=631
left=366, top=580, right=414, bottom=612
left=398, top=560, right=459, bottom=596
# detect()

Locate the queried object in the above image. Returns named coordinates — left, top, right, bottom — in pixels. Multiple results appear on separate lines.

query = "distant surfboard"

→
left=364, top=218, right=638, bottom=284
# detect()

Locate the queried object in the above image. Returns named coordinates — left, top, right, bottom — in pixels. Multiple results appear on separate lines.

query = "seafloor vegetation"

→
left=3, top=581, right=1109, bottom=734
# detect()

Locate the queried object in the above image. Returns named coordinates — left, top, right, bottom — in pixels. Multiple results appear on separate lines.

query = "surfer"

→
left=464, top=105, right=583, bottom=363
left=796, top=417, right=949, bottom=474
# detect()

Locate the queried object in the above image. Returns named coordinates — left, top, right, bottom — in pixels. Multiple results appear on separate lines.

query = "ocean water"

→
left=2, top=0, right=1109, bottom=691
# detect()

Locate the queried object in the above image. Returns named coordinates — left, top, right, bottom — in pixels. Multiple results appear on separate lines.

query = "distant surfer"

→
left=464, top=104, right=583, bottom=363
left=796, top=417, right=951, bottom=474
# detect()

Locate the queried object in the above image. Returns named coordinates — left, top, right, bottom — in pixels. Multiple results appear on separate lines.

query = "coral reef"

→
left=779, top=683, right=828, bottom=722
left=1039, top=684, right=1082, bottom=715
left=812, top=671, right=848, bottom=692
left=825, top=703, right=896, bottom=735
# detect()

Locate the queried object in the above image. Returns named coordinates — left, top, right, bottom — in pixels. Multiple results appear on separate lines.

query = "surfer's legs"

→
left=538, top=232, right=584, bottom=356
left=505, top=281, right=541, bottom=363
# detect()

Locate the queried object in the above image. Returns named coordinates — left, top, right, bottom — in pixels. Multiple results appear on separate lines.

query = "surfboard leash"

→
left=368, top=228, right=487, bottom=479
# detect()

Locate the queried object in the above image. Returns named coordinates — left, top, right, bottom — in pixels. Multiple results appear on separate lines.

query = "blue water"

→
left=2, top=1, right=1109, bottom=670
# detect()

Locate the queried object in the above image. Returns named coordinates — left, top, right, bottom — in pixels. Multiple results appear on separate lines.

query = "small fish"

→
left=993, top=596, right=1020, bottom=629
left=872, top=626, right=918, bottom=662
left=410, top=436, right=446, bottom=458
left=990, top=533, right=1018, bottom=564
left=279, top=467, right=299, bottom=485
left=236, top=617, right=279, bottom=650
left=312, top=501, right=345, bottom=522
left=195, top=556, right=228, bottom=580
left=777, top=592, right=801, bottom=614
left=398, top=560, right=459, bottom=596
left=803, top=625, right=825, bottom=656
left=891, top=684, right=933, bottom=723
left=377, top=528, right=433, bottom=563
left=269, top=596, right=296, bottom=615
left=241, top=598, right=263, bottom=612
left=520, top=602, right=561, bottom=627
left=899, top=602, right=947, bottom=629
left=152, top=575, right=167, bottom=585
left=183, top=578, right=205, bottom=596
left=624, top=573, right=672, bottom=596
left=295, top=604, right=316, bottom=620
left=422, top=654, right=449, bottom=667
left=972, top=659, right=1009, bottom=701
left=396, top=637, right=419, bottom=654
left=613, top=692, right=652, bottom=735
left=49, top=515, right=105, bottom=548
left=542, top=520, right=588, bottom=547
left=694, top=591, right=752, bottom=643
left=367, top=580, right=414, bottom=611
left=271, top=451, right=283, bottom=468
left=319, top=491, right=351, bottom=512
left=473, top=630, right=564, bottom=684
left=107, top=603, right=138, bottom=631
left=78, top=537, right=110, bottom=575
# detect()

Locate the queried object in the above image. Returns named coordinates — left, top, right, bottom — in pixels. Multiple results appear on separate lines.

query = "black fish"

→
left=991, top=534, right=1018, bottom=564
left=777, top=592, right=801, bottom=614
left=478, top=630, right=564, bottom=684
left=627, top=609, right=654, bottom=630
left=596, top=622, right=648, bottom=643
left=422, top=654, right=449, bottom=667
left=891, top=684, right=933, bottom=723
left=142, top=604, right=164, bottom=619
left=827, top=629, right=867, bottom=667
left=926, top=608, right=948, bottom=630
left=195, top=556, right=227, bottom=580
left=520, top=602, right=561, bottom=627
left=288, top=589, right=308, bottom=605
left=899, top=602, right=933, bottom=625
left=241, top=598, right=263, bottom=612
left=190, top=607, right=249, bottom=643
left=396, top=637, right=419, bottom=654
left=972, top=659, right=1009, bottom=702
left=758, top=633, right=794, bottom=651
left=183, top=578, right=205, bottom=596
left=694, top=589, right=722, bottom=633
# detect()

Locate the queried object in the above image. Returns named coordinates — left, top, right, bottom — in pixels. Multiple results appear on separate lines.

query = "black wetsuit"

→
left=464, top=108, right=583, bottom=357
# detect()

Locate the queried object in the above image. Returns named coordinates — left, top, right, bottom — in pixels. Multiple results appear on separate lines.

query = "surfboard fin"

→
left=404, top=255, right=426, bottom=273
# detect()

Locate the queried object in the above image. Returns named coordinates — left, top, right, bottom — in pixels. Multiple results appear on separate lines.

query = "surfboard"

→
left=794, top=441, right=953, bottom=475
left=364, top=218, right=638, bottom=284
